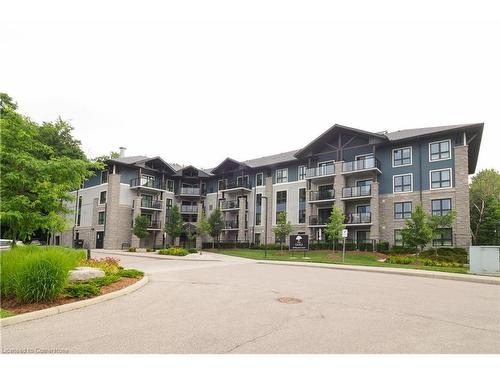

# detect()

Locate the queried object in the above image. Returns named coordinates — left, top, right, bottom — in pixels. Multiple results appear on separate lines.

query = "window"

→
left=256, top=173, right=263, bottom=186
left=298, top=188, right=306, bottom=224
left=430, top=168, right=452, bottom=189
left=431, top=198, right=452, bottom=216
left=298, top=165, right=307, bottom=180
left=166, top=198, right=173, bottom=210
left=218, top=179, right=227, bottom=190
left=394, top=202, right=412, bottom=219
left=433, top=228, right=453, bottom=246
left=255, top=193, right=262, bottom=226
left=101, top=170, right=108, bottom=184
left=276, top=191, right=287, bottom=223
left=393, top=174, right=412, bottom=193
left=166, top=180, right=174, bottom=192
left=394, top=229, right=404, bottom=246
left=356, top=179, right=372, bottom=187
left=276, top=168, right=288, bottom=184
left=76, top=195, right=82, bottom=226
left=318, top=161, right=334, bottom=175
left=98, top=211, right=105, bottom=225
left=255, top=213, right=261, bottom=226
left=429, top=139, right=451, bottom=161
left=99, top=191, right=107, bottom=204
left=392, top=147, right=412, bottom=167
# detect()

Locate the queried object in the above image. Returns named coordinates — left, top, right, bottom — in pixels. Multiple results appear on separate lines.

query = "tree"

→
left=401, top=203, right=456, bottom=253
left=133, top=215, right=149, bottom=242
left=273, top=212, right=293, bottom=250
left=165, top=205, right=183, bottom=246
left=93, top=151, right=120, bottom=164
left=470, top=169, right=500, bottom=245
left=0, top=92, right=17, bottom=114
left=324, top=207, right=345, bottom=252
left=197, top=210, right=210, bottom=253
left=0, top=104, right=98, bottom=242
left=37, top=118, right=87, bottom=160
left=207, top=208, right=224, bottom=248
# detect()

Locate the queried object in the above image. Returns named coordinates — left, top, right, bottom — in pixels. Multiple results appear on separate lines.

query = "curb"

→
left=1, top=276, right=149, bottom=327
left=257, top=261, right=500, bottom=285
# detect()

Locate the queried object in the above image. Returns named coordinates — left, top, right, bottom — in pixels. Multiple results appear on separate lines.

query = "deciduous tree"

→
left=470, top=169, right=500, bottom=245
left=273, top=212, right=292, bottom=250
left=324, top=207, right=345, bottom=252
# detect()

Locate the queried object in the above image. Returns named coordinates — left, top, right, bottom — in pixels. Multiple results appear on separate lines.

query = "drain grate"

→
left=277, top=297, right=303, bottom=304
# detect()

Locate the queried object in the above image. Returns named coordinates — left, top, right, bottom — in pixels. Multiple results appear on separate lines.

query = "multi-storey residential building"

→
left=55, top=123, right=483, bottom=250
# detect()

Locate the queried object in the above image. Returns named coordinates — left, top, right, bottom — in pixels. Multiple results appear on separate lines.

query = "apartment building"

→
left=56, top=123, right=483, bottom=250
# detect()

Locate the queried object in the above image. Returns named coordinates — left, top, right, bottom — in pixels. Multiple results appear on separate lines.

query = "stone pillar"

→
left=264, top=176, right=274, bottom=244
left=237, top=197, right=247, bottom=242
left=102, top=174, right=122, bottom=249
left=196, top=202, right=203, bottom=249
left=90, top=197, right=99, bottom=249
left=370, top=181, right=380, bottom=245
left=130, top=196, right=141, bottom=248
left=333, top=161, right=345, bottom=213
left=454, top=145, right=471, bottom=247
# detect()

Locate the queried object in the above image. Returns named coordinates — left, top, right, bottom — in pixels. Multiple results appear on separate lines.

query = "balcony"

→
left=342, top=157, right=381, bottom=174
left=345, top=212, right=371, bottom=224
left=130, top=178, right=165, bottom=191
left=140, top=198, right=162, bottom=210
left=342, top=185, right=371, bottom=199
left=309, top=190, right=335, bottom=202
left=221, top=200, right=240, bottom=210
left=180, top=205, right=198, bottom=214
left=306, top=164, right=335, bottom=179
left=147, top=220, right=162, bottom=230
left=178, top=186, right=204, bottom=197
left=219, top=181, right=252, bottom=192
left=223, top=220, right=239, bottom=230
left=308, top=215, right=329, bottom=226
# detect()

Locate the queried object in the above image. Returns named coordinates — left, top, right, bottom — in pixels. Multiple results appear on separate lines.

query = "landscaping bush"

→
left=0, top=246, right=85, bottom=303
left=158, top=248, right=189, bottom=256
left=420, top=258, right=463, bottom=268
left=376, top=241, right=390, bottom=253
left=128, top=247, right=136, bottom=252
left=386, top=256, right=414, bottom=264
left=80, top=257, right=120, bottom=275
left=89, top=274, right=121, bottom=287
left=117, top=269, right=144, bottom=278
left=187, top=248, right=199, bottom=254
left=389, top=246, right=417, bottom=255
left=419, top=247, right=467, bottom=264
left=64, top=283, right=100, bottom=298
left=146, top=248, right=155, bottom=252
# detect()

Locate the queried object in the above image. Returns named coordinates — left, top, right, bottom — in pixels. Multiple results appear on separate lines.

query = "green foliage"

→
left=0, top=246, right=84, bottom=302
left=376, top=241, right=390, bottom=252
left=88, top=274, right=121, bottom=287
left=324, top=207, right=346, bottom=251
left=197, top=211, right=210, bottom=237
left=79, top=257, right=120, bottom=275
left=470, top=169, right=500, bottom=245
left=0, top=308, right=15, bottom=318
left=165, top=205, right=183, bottom=244
left=273, top=212, right=293, bottom=250
left=92, top=151, right=120, bottom=164
left=37, top=118, right=87, bottom=160
left=207, top=208, right=224, bottom=247
left=0, top=92, right=17, bottom=113
left=133, top=215, right=150, bottom=239
left=158, top=248, right=189, bottom=256
left=419, top=247, right=467, bottom=264
left=64, top=283, right=100, bottom=298
left=117, top=269, right=144, bottom=278
left=386, top=256, right=414, bottom=264
left=128, top=247, right=137, bottom=252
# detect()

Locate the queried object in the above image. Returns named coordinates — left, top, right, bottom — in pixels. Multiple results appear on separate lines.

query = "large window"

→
left=256, top=173, right=263, bottom=186
left=255, top=193, right=262, bottom=226
left=76, top=195, right=82, bottom=226
left=101, top=170, right=108, bottom=184
left=393, top=174, right=412, bottom=193
left=98, top=211, right=105, bottom=225
left=218, top=179, right=227, bottom=190
left=298, top=165, right=307, bottom=180
left=298, top=188, right=306, bottom=224
left=392, top=147, right=412, bottom=167
left=276, top=190, right=287, bottom=223
left=276, top=168, right=288, bottom=184
left=429, top=139, right=451, bottom=161
left=99, top=191, right=107, bottom=204
left=430, top=168, right=452, bottom=189
left=394, top=229, right=404, bottom=246
left=431, top=198, right=452, bottom=216
left=394, top=202, right=412, bottom=219
left=166, top=180, right=174, bottom=192
left=433, top=228, right=453, bottom=246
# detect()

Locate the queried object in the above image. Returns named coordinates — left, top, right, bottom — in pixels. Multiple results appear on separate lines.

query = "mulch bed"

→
left=1, top=277, right=141, bottom=315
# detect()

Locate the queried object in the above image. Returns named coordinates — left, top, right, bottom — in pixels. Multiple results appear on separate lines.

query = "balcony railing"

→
left=130, top=178, right=165, bottom=190
left=305, top=164, right=335, bottom=178
left=179, top=187, right=203, bottom=196
left=309, top=190, right=335, bottom=201
left=342, top=185, right=371, bottom=198
left=180, top=205, right=198, bottom=213
left=219, top=181, right=252, bottom=191
left=140, top=199, right=162, bottom=209
left=147, top=220, right=162, bottom=229
left=309, top=215, right=329, bottom=226
left=345, top=212, right=371, bottom=224
left=342, top=157, right=381, bottom=173
left=221, top=200, right=240, bottom=210
left=224, top=220, right=239, bottom=229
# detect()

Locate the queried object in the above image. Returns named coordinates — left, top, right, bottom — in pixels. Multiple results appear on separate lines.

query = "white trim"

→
left=255, top=172, right=264, bottom=186
left=97, top=210, right=106, bottom=225
left=355, top=204, right=371, bottom=214
left=355, top=153, right=373, bottom=160
left=355, top=178, right=372, bottom=187
left=275, top=189, right=288, bottom=224
left=429, top=167, right=453, bottom=190
left=392, top=173, right=413, bottom=194
left=393, top=200, right=413, bottom=221
left=217, top=178, right=227, bottom=191
left=273, top=180, right=307, bottom=187
left=428, top=139, right=452, bottom=162
left=317, top=160, right=335, bottom=167
left=166, top=179, right=174, bottom=192
left=275, top=168, right=288, bottom=184
left=392, top=146, right=413, bottom=168
left=297, top=165, right=307, bottom=181
left=99, top=190, right=107, bottom=205
left=100, top=170, right=108, bottom=184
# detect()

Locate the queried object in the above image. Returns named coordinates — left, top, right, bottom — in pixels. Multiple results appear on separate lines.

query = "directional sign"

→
left=341, top=229, right=348, bottom=238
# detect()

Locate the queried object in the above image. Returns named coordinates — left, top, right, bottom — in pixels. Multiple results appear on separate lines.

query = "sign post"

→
left=289, top=234, right=309, bottom=259
left=341, top=229, right=348, bottom=263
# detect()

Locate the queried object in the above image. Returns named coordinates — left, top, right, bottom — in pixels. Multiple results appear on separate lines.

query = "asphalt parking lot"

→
left=1, top=251, right=499, bottom=354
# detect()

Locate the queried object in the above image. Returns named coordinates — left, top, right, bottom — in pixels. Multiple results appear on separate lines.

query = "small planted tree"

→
left=208, top=208, right=224, bottom=248
left=273, top=212, right=293, bottom=251
left=133, top=215, right=149, bottom=246
left=165, top=205, right=182, bottom=246
left=324, top=207, right=345, bottom=253
left=197, top=211, right=210, bottom=253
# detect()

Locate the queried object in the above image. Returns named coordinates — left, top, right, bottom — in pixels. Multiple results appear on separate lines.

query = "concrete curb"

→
left=1, top=276, right=149, bottom=327
left=257, top=260, right=500, bottom=285
left=92, top=250, right=221, bottom=262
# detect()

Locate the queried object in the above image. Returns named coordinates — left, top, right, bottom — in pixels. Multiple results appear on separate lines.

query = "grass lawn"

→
left=0, top=308, right=15, bottom=318
left=213, top=249, right=469, bottom=274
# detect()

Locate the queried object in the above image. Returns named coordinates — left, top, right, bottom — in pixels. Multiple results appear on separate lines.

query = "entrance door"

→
left=96, top=231, right=105, bottom=249
left=356, top=230, right=370, bottom=248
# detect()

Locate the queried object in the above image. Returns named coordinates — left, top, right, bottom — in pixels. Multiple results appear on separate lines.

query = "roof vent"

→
left=119, top=147, right=126, bottom=157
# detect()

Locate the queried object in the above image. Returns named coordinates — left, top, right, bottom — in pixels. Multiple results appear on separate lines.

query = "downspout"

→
left=419, top=138, right=423, bottom=204
left=73, top=188, right=79, bottom=248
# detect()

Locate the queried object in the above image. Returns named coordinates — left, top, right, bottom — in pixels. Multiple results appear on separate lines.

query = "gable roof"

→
left=385, top=123, right=484, bottom=142
left=211, top=157, right=250, bottom=174
left=242, top=149, right=299, bottom=168
left=173, top=165, right=212, bottom=178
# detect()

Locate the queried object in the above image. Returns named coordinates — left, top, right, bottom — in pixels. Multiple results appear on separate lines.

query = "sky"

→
left=1, top=0, right=499, bottom=173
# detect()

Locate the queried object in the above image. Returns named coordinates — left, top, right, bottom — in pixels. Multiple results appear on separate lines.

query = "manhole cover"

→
left=277, top=297, right=302, bottom=304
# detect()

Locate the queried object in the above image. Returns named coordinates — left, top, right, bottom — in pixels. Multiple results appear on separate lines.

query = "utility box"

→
left=469, top=246, right=500, bottom=275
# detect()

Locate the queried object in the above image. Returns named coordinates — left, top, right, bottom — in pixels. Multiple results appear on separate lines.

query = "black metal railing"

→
left=309, top=215, right=329, bottom=226
left=147, top=220, right=162, bottom=229
left=219, top=181, right=252, bottom=190
left=305, top=164, right=335, bottom=178
left=342, top=185, right=371, bottom=198
left=140, top=199, right=162, bottom=209
left=309, top=190, right=335, bottom=201
left=224, top=220, right=239, bottom=229
left=130, top=178, right=166, bottom=190
left=180, top=205, right=198, bottom=213
left=345, top=212, right=371, bottom=224
left=221, top=200, right=240, bottom=210
left=342, top=157, right=381, bottom=173
left=179, top=187, right=203, bottom=196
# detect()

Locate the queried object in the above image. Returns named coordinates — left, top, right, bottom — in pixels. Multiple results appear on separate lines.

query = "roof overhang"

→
left=211, top=157, right=250, bottom=175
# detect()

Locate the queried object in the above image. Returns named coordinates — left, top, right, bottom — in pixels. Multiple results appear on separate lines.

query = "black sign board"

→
left=289, top=234, right=309, bottom=250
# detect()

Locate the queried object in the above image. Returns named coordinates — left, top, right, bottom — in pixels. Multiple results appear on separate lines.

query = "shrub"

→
left=117, top=269, right=144, bottom=278
left=80, top=257, right=120, bottom=275
left=128, top=247, right=136, bottom=252
left=386, top=256, right=414, bottom=264
left=420, top=258, right=463, bottom=268
left=146, top=248, right=155, bottom=252
left=89, top=274, right=121, bottom=287
left=389, top=246, right=417, bottom=255
left=419, top=247, right=467, bottom=264
left=0, top=246, right=84, bottom=303
left=376, top=241, right=390, bottom=253
left=64, top=283, right=100, bottom=298
left=158, top=248, right=189, bottom=256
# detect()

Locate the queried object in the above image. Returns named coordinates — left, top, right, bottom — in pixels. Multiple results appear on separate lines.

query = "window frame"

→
left=166, top=179, right=174, bottom=192
left=101, top=170, right=108, bottom=184
left=431, top=198, right=452, bottom=216
left=433, top=228, right=453, bottom=246
left=98, top=211, right=105, bottom=225
left=392, top=146, right=413, bottom=168
left=394, top=201, right=412, bottom=220
left=256, top=173, right=264, bottom=186
left=429, top=168, right=452, bottom=190
left=393, top=173, right=413, bottom=193
left=275, top=190, right=287, bottom=223
left=275, top=168, right=288, bottom=184
left=218, top=179, right=227, bottom=191
left=394, top=229, right=404, bottom=247
left=429, top=139, right=452, bottom=162
left=298, top=187, right=306, bottom=224
left=298, top=165, right=307, bottom=180
left=99, top=191, right=107, bottom=205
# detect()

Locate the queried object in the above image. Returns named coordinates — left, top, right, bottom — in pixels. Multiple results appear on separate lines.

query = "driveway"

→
left=1, top=250, right=499, bottom=353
